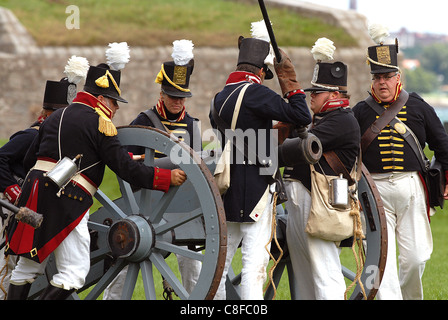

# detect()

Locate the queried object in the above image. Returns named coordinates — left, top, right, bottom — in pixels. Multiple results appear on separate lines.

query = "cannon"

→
left=25, top=125, right=386, bottom=300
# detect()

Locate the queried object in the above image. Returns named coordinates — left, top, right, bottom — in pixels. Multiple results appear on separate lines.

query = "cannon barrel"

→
left=278, top=133, right=322, bottom=167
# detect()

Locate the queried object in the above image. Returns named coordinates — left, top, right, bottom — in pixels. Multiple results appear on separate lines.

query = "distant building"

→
left=391, top=28, right=448, bottom=49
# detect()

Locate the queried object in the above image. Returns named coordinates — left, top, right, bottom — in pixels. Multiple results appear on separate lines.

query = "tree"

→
left=403, top=67, right=441, bottom=94
left=420, top=43, right=448, bottom=84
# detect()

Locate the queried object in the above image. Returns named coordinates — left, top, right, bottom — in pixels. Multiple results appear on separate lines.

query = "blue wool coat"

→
left=210, top=80, right=311, bottom=222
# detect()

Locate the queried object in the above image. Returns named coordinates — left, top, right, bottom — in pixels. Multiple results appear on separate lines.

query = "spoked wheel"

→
left=31, top=126, right=226, bottom=300
left=226, top=165, right=387, bottom=300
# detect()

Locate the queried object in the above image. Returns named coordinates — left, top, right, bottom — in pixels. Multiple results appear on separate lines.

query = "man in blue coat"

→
left=0, top=60, right=87, bottom=299
left=5, top=63, right=186, bottom=300
left=210, top=34, right=311, bottom=299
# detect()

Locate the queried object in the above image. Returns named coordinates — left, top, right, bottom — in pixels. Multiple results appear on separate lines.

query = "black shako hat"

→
left=84, top=63, right=128, bottom=103
left=304, top=61, right=348, bottom=93
left=159, top=60, right=194, bottom=98
left=43, top=78, right=76, bottom=110
left=367, top=39, right=400, bottom=74
left=237, top=36, right=273, bottom=80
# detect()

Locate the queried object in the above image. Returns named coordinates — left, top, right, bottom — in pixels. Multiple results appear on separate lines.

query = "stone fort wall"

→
left=0, top=3, right=374, bottom=139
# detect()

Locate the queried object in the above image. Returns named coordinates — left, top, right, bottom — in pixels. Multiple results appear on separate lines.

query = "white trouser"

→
left=214, top=192, right=274, bottom=300
left=285, top=180, right=346, bottom=300
left=102, top=250, right=202, bottom=299
left=373, top=172, right=433, bottom=300
left=10, top=211, right=91, bottom=290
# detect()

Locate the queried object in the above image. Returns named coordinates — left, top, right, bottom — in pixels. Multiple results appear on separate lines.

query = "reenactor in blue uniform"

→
left=5, top=59, right=186, bottom=299
left=211, top=22, right=312, bottom=299
left=0, top=56, right=89, bottom=299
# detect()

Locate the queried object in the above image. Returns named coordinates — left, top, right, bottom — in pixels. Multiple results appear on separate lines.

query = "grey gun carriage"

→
left=27, top=125, right=387, bottom=300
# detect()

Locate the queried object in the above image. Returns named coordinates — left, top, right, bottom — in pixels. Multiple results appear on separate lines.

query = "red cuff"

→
left=285, top=89, right=305, bottom=99
left=445, top=171, right=448, bottom=184
left=153, top=167, right=171, bottom=193
left=4, top=184, right=21, bottom=203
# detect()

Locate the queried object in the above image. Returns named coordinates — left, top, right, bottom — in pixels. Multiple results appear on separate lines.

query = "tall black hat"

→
left=304, top=62, right=348, bottom=93
left=304, top=38, right=347, bottom=93
left=43, top=55, right=89, bottom=110
left=367, top=24, right=400, bottom=74
left=158, top=60, right=194, bottom=98
left=155, top=39, right=195, bottom=98
left=237, top=37, right=273, bottom=80
left=84, top=63, right=128, bottom=103
left=43, top=78, right=76, bottom=110
left=367, top=41, right=399, bottom=74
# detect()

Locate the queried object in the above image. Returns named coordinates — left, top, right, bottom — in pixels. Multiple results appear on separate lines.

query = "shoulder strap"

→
left=391, top=118, right=429, bottom=172
left=211, top=83, right=268, bottom=167
left=143, top=108, right=167, bottom=132
left=322, top=151, right=356, bottom=185
left=361, top=90, right=409, bottom=153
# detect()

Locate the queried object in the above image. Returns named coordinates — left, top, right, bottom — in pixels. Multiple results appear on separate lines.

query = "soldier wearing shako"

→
left=352, top=25, right=448, bottom=299
left=5, top=43, right=186, bottom=300
left=128, top=40, right=201, bottom=157
left=284, top=38, right=361, bottom=299
left=211, top=21, right=311, bottom=300
left=0, top=56, right=89, bottom=299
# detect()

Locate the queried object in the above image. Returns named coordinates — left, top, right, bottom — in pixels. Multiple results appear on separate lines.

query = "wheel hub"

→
left=108, top=215, right=155, bottom=262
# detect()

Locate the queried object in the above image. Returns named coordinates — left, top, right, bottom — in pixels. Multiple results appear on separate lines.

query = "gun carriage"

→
left=26, top=125, right=386, bottom=300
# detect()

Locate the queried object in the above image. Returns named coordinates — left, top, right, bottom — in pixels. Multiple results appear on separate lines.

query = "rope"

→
left=344, top=198, right=367, bottom=300
left=263, top=192, right=283, bottom=300
left=0, top=255, right=9, bottom=299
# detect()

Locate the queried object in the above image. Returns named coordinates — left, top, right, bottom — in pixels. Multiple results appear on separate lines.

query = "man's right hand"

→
left=170, top=169, right=187, bottom=186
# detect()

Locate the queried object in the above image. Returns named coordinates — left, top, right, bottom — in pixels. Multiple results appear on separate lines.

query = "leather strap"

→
left=33, top=160, right=97, bottom=196
left=143, top=109, right=168, bottom=131
left=211, top=83, right=267, bottom=167
left=323, top=151, right=356, bottom=186
left=361, top=90, right=409, bottom=153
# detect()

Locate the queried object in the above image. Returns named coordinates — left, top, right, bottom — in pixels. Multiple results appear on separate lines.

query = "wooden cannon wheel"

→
left=30, top=126, right=227, bottom=300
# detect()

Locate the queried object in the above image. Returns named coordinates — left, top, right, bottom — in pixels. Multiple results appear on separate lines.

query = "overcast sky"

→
left=301, top=0, right=446, bottom=35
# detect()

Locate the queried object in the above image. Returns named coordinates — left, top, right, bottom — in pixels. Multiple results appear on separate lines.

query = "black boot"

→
left=7, top=283, right=32, bottom=300
left=38, top=284, right=75, bottom=300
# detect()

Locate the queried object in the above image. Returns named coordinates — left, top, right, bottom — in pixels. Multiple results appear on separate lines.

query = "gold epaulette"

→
left=95, top=107, right=117, bottom=136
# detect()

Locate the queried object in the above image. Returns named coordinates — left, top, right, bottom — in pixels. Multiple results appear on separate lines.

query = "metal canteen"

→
left=329, top=174, right=349, bottom=209
left=45, top=154, right=83, bottom=189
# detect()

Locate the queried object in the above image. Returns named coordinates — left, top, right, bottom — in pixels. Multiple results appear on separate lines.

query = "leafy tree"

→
left=420, top=43, right=448, bottom=84
left=403, top=67, right=441, bottom=94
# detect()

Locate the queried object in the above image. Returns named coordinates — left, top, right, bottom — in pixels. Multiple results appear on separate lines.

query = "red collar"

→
left=72, top=92, right=113, bottom=120
left=226, top=71, right=261, bottom=85
left=155, top=99, right=186, bottom=122
left=319, top=98, right=350, bottom=113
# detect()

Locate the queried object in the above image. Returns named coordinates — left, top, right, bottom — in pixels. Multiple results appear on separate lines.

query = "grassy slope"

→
left=0, top=0, right=356, bottom=48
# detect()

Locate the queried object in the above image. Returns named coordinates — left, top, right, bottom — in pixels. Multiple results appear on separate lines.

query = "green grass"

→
left=91, top=166, right=448, bottom=300
left=1, top=137, right=448, bottom=299
left=0, top=0, right=357, bottom=48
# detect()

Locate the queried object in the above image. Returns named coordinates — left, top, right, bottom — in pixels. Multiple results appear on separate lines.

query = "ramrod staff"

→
left=258, top=0, right=282, bottom=63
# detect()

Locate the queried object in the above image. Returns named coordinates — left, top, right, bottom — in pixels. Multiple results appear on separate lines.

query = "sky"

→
left=301, top=0, right=446, bottom=35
